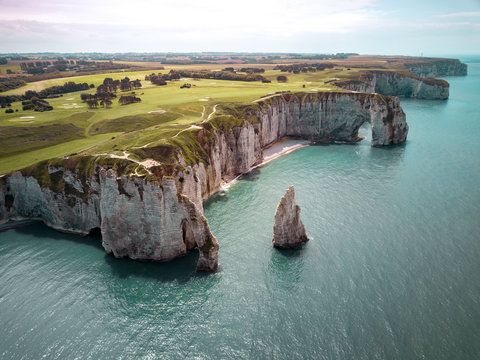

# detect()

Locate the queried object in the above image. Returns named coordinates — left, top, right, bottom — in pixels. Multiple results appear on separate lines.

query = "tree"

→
left=86, top=99, right=98, bottom=109
left=132, top=79, right=142, bottom=89
left=120, top=77, right=132, bottom=91
left=119, top=95, right=141, bottom=105
left=277, top=75, right=287, bottom=83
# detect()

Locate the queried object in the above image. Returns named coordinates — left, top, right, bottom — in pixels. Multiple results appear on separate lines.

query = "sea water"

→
left=1, top=58, right=479, bottom=359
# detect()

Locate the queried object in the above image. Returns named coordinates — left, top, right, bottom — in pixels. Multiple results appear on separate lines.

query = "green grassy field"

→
left=0, top=65, right=377, bottom=175
left=0, top=64, right=21, bottom=73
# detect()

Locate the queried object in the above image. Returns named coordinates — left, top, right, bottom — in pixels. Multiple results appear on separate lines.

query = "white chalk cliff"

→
left=405, top=59, right=467, bottom=78
left=334, top=70, right=450, bottom=100
left=0, top=91, right=409, bottom=271
left=272, top=186, right=309, bottom=248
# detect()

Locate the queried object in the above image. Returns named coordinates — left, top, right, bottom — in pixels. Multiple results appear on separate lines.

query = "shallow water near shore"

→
left=1, top=58, right=480, bottom=359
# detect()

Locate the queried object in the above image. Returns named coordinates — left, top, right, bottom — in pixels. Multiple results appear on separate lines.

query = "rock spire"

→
left=272, top=186, right=309, bottom=248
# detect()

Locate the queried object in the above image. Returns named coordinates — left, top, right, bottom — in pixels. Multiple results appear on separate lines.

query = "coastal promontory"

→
left=1, top=54, right=466, bottom=270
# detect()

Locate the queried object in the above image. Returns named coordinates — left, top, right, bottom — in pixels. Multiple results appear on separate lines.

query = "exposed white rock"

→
left=0, top=91, right=408, bottom=271
left=406, top=59, right=467, bottom=78
left=273, top=186, right=309, bottom=248
left=0, top=167, right=218, bottom=271
left=256, top=92, right=408, bottom=148
left=336, top=71, right=449, bottom=100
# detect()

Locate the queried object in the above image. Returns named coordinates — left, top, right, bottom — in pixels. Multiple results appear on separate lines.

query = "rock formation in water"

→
left=272, top=186, right=309, bottom=248
left=0, top=91, right=408, bottom=270
left=335, top=70, right=449, bottom=100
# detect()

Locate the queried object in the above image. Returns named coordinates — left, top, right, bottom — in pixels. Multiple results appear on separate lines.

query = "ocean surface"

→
left=1, top=58, right=480, bottom=360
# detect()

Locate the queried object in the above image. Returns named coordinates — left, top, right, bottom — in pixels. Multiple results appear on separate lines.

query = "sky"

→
left=0, top=0, right=479, bottom=55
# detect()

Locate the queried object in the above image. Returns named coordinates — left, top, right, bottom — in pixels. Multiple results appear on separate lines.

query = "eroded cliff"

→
left=405, top=59, right=467, bottom=77
left=0, top=91, right=408, bottom=270
left=273, top=185, right=309, bottom=248
left=334, top=70, right=449, bottom=100
left=0, top=162, right=218, bottom=271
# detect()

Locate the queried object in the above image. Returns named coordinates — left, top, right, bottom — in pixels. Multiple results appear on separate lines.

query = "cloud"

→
left=0, top=0, right=380, bottom=31
left=0, top=0, right=479, bottom=54
left=434, top=11, right=480, bottom=18
left=0, top=0, right=388, bottom=48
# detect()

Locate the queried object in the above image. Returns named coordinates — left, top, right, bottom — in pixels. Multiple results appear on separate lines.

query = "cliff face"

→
left=175, top=121, right=262, bottom=210
left=272, top=186, right=309, bottom=248
left=0, top=91, right=408, bottom=270
left=256, top=92, right=408, bottom=147
left=406, top=59, right=467, bottom=78
left=176, top=92, right=408, bottom=210
left=0, top=168, right=218, bottom=271
left=335, top=71, right=449, bottom=100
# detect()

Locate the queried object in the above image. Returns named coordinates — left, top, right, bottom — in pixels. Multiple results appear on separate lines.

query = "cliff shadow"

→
left=267, top=243, right=308, bottom=287
left=2, top=220, right=104, bottom=251
left=204, top=190, right=229, bottom=205
left=240, top=167, right=262, bottom=182
left=103, top=250, right=214, bottom=283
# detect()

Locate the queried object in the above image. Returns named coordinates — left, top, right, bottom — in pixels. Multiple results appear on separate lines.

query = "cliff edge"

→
left=334, top=70, right=449, bottom=100
left=0, top=91, right=408, bottom=270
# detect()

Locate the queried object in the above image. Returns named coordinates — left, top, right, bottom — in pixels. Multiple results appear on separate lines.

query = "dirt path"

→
left=172, top=124, right=202, bottom=138
left=95, top=151, right=162, bottom=175
left=206, top=104, right=218, bottom=121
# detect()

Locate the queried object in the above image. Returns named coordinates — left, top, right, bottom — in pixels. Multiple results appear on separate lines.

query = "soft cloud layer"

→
left=435, top=11, right=480, bottom=18
left=0, top=0, right=479, bottom=54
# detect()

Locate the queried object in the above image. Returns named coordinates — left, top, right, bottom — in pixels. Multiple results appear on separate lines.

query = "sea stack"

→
left=272, top=186, right=309, bottom=248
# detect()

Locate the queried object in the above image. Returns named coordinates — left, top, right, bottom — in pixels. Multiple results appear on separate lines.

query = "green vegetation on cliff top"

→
left=0, top=60, right=444, bottom=176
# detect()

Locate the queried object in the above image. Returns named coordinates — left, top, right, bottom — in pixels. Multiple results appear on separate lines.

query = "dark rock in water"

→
left=273, top=185, right=309, bottom=248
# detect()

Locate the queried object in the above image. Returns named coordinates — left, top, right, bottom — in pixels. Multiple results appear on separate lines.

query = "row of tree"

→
left=273, top=63, right=335, bottom=73
left=85, top=99, right=114, bottom=109
left=22, top=97, right=53, bottom=112
left=19, top=60, right=129, bottom=75
left=222, top=67, right=265, bottom=73
left=0, top=78, right=26, bottom=93
left=80, top=76, right=143, bottom=108
left=81, top=92, right=141, bottom=108
left=20, top=61, right=71, bottom=74
left=146, top=70, right=268, bottom=85
left=0, top=81, right=93, bottom=108
left=119, top=95, right=141, bottom=105
left=96, top=77, right=142, bottom=93
left=145, top=73, right=168, bottom=85
left=81, top=91, right=117, bottom=107
left=25, top=81, right=92, bottom=100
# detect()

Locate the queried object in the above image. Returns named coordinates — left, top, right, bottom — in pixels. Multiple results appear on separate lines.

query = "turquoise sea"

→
left=1, top=57, right=479, bottom=359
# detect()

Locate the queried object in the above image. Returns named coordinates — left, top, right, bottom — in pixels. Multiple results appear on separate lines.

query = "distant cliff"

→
left=334, top=70, right=449, bottom=100
left=405, top=59, right=467, bottom=78
left=0, top=91, right=408, bottom=271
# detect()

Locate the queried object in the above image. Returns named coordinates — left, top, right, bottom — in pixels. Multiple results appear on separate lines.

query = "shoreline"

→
left=261, top=138, right=311, bottom=166
left=219, top=138, right=311, bottom=191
